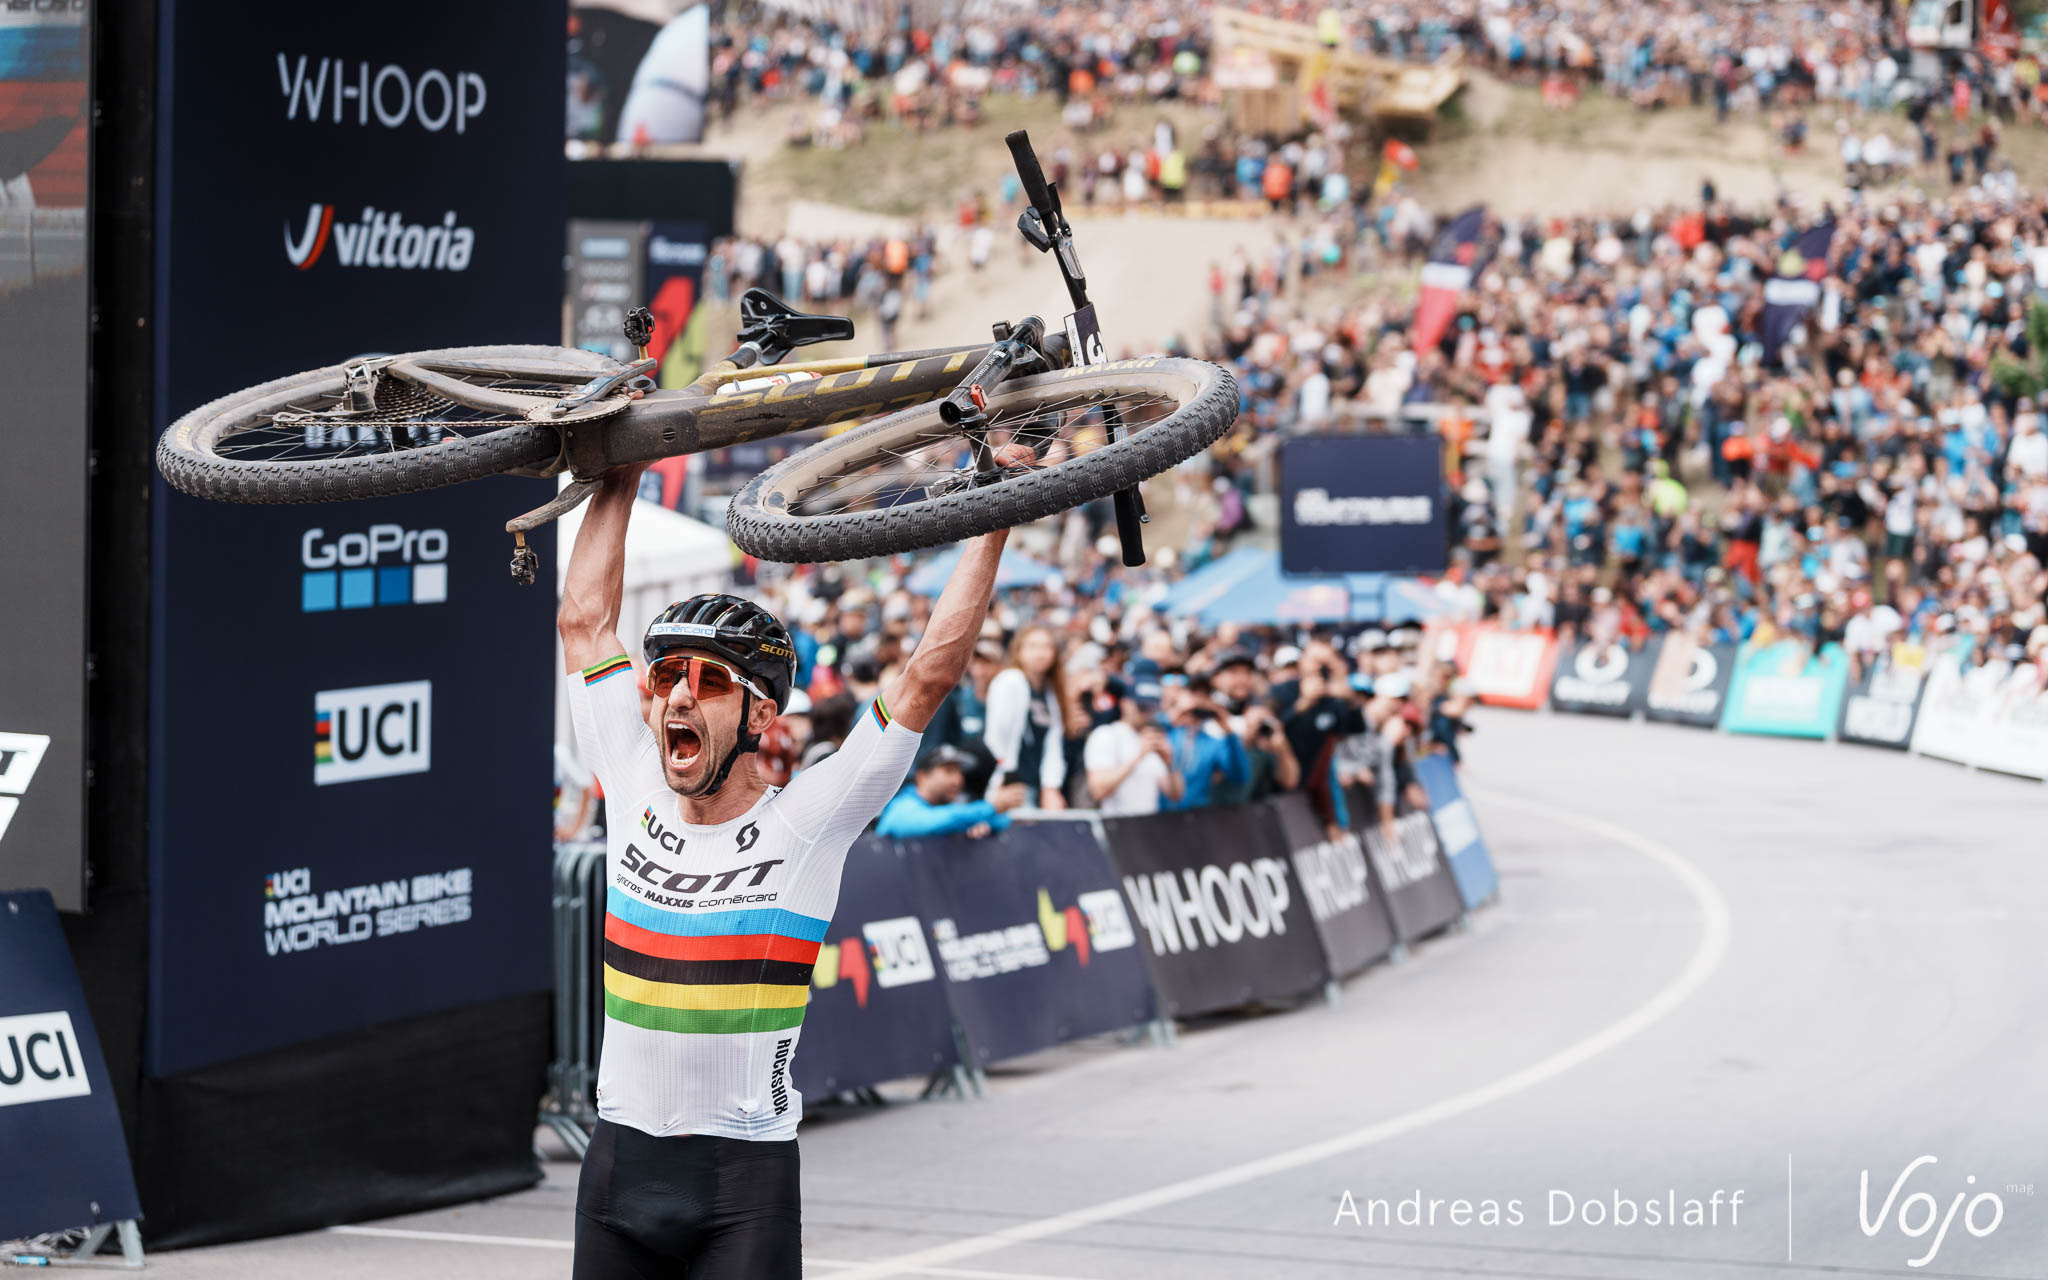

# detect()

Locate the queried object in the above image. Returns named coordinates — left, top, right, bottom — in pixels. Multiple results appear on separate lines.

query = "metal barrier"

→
left=544, top=839, right=607, bottom=1156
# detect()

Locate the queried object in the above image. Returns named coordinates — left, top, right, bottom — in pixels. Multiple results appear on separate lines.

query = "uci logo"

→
left=1861, top=1156, right=2004, bottom=1268
left=264, top=868, right=311, bottom=899
left=314, top=681, right=432, bottom=786
left=0, top=1012, right=92, bottom=1108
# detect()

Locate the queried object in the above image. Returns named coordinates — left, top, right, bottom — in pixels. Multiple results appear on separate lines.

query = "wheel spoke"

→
left=205, top=362, right=603, bottom=465
left=787, top=387, right=1180, bottom=518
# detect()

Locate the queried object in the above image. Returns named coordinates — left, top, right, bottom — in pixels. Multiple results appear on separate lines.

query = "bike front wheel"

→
left=157, top=345, right=625, bottom=504
left=725, top=357, right=1239, bottom=563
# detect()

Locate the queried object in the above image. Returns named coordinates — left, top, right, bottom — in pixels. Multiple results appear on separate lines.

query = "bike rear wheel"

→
left=157, top=345, right=623, bottom=504
left=725, top=357, right=1239, bottom=563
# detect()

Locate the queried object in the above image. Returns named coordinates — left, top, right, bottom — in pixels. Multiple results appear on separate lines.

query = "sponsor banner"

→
left=1344, top=786, right=1465, bottom=942
left=1642, top=636, right=1736, bottom=728
left=566, top=219, right=646, bottom=363
left=794, top=835, right=957, bottom=1098
left=1547, top=640, right=1651, bottom=717
left=0, top=0, right=90, bottom=910
left=1412, top=754, right=1499, bottom=910
left=1837, top=646, right=1928, bottom=751
left=149, top=0, right=562, bottom=1076
left=1266, top=792, right=1396, bottom=979
left=903, top=822, right=1154, bottom=1067
left=0, top=891, right=141, bottom=1239
left=1720, top=641, right=1850, bottom=739
left=1101, top=806, right=1329, bottom=1018
left=1462, top=626, right=1558, bottom=710
left=1279, top=435, right=1446, bottom=575
left=1911, top=651, right=2048, bottom=780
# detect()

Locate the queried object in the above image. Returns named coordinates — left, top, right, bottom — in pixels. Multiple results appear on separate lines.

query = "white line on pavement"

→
left=329, top=1226, right=572, bottom=1249
left=824, top=787, right=1734, bottom=1280
left=326, top=1225, right=1104, bottom=1278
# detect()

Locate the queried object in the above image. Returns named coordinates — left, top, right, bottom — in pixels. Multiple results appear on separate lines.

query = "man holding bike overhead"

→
left=558, top=463, right=1018, bottom=1279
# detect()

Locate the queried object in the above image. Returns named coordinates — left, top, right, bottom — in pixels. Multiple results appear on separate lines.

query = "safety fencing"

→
left=546, top=764, right=1501, bottom=1141
left=1435, top=622, right=2048, bottom=780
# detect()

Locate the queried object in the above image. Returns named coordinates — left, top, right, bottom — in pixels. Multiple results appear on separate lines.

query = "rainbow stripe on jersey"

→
left=583, top=655, right=632, bottom=685
left=602, top=888, right=827, bottom=1035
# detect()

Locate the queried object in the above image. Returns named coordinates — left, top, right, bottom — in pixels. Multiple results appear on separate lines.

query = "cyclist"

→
left=558, top=464, right=1014, bottom=1279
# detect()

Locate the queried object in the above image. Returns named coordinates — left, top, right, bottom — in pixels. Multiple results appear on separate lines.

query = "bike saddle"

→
left=737, top=289, right=855, bottom=365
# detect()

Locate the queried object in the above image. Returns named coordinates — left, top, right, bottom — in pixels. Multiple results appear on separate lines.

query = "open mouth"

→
left=664, top=719, right=703, bottom=773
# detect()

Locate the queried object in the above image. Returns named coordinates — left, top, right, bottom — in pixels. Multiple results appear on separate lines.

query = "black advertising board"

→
left=794, top=835, right=957, bottom=1098
left=1344, top=786, right=1464, bottom=943
left=1837, top=652, right=1927, bottom=751
left=567, top=159, right=737, bottom=240
left=1266, top=792, right=1396, bottom=979
left=148, top=0, right=563, bottom=1076
left=906, top=822, right=1154, bottom=1066
left=1101, top=806, right=1328, bottom=1017
left=0, top=891, right=141, bottom=1239
left=1642, top=637, right=1737, bottom=729
left=0, top=1, right=90, bottom=910
left=1279, top=434, right=1447, bottom=575
left=1548, top=640, right=1651, bottom=717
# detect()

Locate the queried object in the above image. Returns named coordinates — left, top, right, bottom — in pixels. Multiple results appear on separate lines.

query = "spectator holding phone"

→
left=1163, top=680, right=1251, bottom=809
left=1083, top=679, right=1183, bottom=816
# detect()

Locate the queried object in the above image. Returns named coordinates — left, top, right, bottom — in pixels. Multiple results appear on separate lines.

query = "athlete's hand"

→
left=993, top=441, right=1038, bottom=468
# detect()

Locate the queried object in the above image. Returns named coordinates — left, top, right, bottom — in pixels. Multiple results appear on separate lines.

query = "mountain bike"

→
left=156, top=132, right=1239, bottom=575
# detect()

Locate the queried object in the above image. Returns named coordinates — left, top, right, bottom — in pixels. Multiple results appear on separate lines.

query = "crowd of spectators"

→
left=1188, top=175, right=2048, bottom=685
left=743, top=563, right=1474, bottom=844
left=560, top=7, right=2048, bottom=848
left=697, top=0, right=2048, bottom=142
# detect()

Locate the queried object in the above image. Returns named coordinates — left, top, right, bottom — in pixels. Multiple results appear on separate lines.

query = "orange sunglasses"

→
left=647, top=654, right=770, bottom=702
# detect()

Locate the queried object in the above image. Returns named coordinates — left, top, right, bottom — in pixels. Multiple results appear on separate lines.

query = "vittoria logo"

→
left=284, top=204, right=476, bottom=272
left=313, top=681, right=432, bottom=785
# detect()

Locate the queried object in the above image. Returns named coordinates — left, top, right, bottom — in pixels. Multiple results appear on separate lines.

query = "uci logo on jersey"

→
left=314, top=681, right=431, bottom=786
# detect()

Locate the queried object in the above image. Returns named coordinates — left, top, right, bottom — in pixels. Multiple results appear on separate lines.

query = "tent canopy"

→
left=905, top=545, right=1057, bottom=596
left=1156, top=547, right=1444, bottom=627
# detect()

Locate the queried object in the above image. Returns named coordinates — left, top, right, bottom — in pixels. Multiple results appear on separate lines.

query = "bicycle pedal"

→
left=509, top=543, right=538, bottom=586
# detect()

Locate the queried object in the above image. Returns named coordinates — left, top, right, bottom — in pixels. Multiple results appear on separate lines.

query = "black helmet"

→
left=643, top=594, right=797, bottom=712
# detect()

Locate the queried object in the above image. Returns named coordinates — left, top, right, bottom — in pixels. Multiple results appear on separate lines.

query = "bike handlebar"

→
left=1007, top=130, right=1056, bottom=218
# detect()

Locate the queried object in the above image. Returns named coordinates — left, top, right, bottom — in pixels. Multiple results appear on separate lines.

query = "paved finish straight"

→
left=140, top=710, right=2048, bottom=1278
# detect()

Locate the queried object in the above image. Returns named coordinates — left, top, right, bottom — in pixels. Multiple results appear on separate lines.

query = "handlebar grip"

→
left=1006, top=130, right=1055, bottom=215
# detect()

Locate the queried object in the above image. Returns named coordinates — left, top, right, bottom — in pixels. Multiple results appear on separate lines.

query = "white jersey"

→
left=569, top=654, right=920, bottom=1140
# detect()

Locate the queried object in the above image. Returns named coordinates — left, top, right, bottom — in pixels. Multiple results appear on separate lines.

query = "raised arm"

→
left=558, top=467, right=646, bottom=673
left=883, top=530, right=1010, bottom=731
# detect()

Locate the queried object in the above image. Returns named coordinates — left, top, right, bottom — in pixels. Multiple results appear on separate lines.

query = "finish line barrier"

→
left=547, top=775, right=1502, bottom=1136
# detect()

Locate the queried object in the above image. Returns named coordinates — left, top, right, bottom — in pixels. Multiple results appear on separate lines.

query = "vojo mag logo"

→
left=284, top=204, right=477, bottom=272
left=300, top=524, right=447, bottom=612
left=314, top=681, right=431, bottom=786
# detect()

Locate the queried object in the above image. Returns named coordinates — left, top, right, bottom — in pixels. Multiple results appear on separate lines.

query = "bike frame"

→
left=553, top=342, right=999, bottom=478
